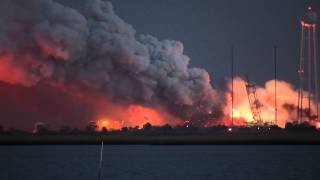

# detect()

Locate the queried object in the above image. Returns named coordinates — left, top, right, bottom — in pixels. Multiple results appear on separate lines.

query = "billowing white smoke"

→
left=0, top=0, right=221, bottom=119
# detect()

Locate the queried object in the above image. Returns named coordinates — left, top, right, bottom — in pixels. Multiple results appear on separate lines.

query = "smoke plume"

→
left=1, top=0, right=313, bottom=131
left=0, top=0, right=221, bottom=130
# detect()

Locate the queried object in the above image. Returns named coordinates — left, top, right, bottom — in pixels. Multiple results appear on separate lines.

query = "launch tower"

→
left=297, top=6, right=319, bottom=123
left=245, top=75, right=263, bottom=126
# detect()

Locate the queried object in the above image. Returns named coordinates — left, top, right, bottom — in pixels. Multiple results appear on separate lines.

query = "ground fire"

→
left=0, top=0, right=319, bottom=131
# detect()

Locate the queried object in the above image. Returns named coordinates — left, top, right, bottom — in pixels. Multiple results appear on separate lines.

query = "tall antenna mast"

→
left=274, top=46, right=278, bottom=126
left=313, top=20, right=319, bottom=119
left=231, top=45, right=234, bottom=126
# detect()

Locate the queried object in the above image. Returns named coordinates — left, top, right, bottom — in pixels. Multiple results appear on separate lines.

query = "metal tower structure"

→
left=297, top=6, right=319, bottom=123
left=245, top=75, right=263, bottom=126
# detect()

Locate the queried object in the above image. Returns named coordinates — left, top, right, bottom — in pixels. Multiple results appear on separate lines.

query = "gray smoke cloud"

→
left=0, top=0, right=222, bottom=120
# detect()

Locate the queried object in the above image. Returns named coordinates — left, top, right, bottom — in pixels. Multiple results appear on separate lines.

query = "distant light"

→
left=228, top=127, right=233, bottom=132
left=308, top=6, right=312, bottom=11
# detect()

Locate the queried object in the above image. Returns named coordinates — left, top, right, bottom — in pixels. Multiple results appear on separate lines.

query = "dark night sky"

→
left=58, top=0, right=320, bottom=87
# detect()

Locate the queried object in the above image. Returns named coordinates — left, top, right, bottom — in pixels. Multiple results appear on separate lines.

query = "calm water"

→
left=0, top=145, right=319, bottom=180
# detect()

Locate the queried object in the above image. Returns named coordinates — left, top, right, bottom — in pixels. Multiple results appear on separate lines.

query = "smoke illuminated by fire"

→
left=224, top=77, right=318, bottom=128
left=0, top=0, right=224, bottom=131
left=0, top=0, right=319, bottom=131
left=97, top=118, right=121, bottom=130
left=96, top=105, right=181, bottom=130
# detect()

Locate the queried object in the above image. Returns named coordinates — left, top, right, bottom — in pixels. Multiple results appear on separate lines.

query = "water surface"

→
left=0, top=145, right=319, bottom=180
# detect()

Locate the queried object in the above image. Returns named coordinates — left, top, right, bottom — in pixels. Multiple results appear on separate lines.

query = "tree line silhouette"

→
left=0, top=122, right=319, bottom=136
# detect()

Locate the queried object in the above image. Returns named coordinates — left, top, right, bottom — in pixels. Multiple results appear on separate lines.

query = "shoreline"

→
left=1, top=133, right=320, bottom=145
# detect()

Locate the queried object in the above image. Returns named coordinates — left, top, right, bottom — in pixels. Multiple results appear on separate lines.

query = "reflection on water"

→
left=0, top=145, right=320, bottom=180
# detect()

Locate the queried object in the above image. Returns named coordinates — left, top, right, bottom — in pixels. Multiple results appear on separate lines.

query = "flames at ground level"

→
left=0, top=77, right=319, bottom=131
left=0, top=0, right=318, bottom=132
left=95, top=105, right=182, bottom=130
left=94, top=78, right=320, bottom=130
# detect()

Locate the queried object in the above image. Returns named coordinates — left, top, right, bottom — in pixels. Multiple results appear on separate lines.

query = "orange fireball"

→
left=97, top=118, right=123, bottom=130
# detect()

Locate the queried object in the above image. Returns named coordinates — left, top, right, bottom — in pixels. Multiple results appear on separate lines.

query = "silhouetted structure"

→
left=85, top=121, right=98, bottom=133
left=297, top=6, right=319, bottom=123
left=143, top=123, right=153, bottom=131
left=33, top=122, right=50, bottom=134
left=245, top=75, right=263, bottom=126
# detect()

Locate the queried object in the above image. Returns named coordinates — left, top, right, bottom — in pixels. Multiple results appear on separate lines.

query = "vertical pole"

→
left=98, top=141, right=104, bottom=180
left=298, top=24, right=305, bottom=123
left=313, top=25, right=319, bottom=119
left=274, top=46, right=278, bottom=126
left=231, top=45, right=234, bottom=126
left=308, top=27, right=312, bottom=118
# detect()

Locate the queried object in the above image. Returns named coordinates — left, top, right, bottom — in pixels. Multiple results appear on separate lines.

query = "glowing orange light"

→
left=97, top=118, right=122, bottom=130
left=230, top=108, right=254, bottom=123
left=101, top=120, right=109, bottom=126
left=94, top=104, right=181, bottom=130
left=301, top=21, right=315, bottom=28
left=126, top=105, right=180, bottom=128
left=224, top=78, right=319, bottom=128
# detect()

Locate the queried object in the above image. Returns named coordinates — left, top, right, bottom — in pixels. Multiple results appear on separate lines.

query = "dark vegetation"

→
left=0, top=122, right=320, bottom=145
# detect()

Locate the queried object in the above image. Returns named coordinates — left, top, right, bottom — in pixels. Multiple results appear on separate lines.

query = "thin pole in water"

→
left=98, top=141, right=104, bottom=180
